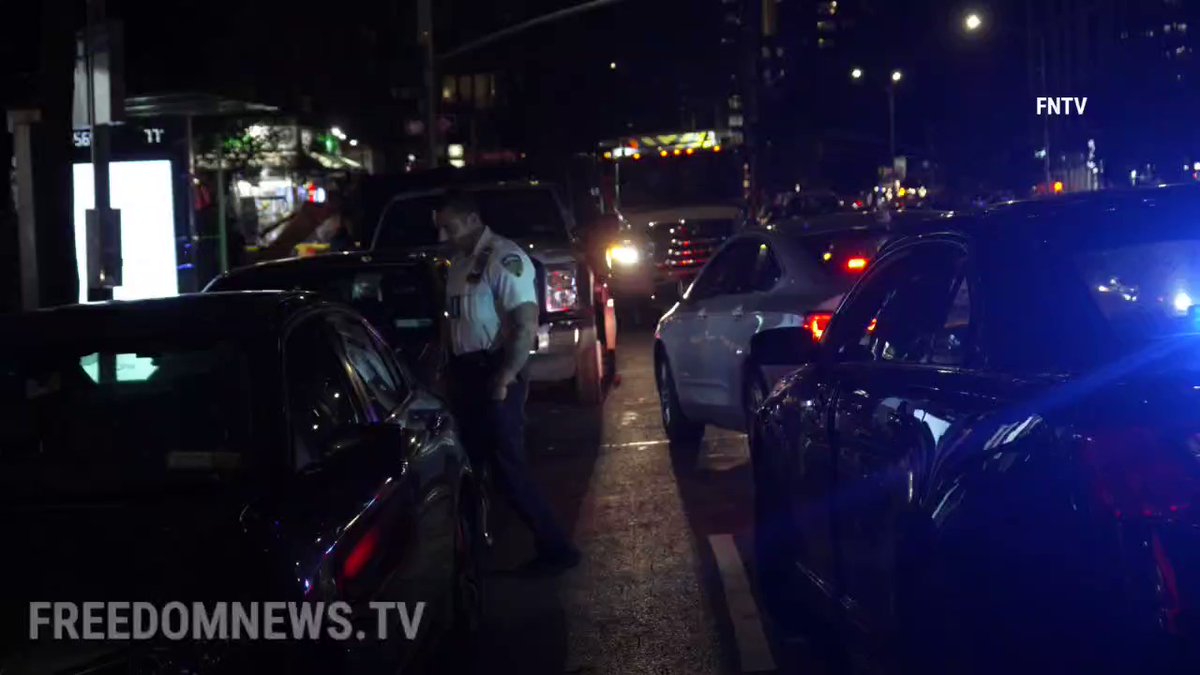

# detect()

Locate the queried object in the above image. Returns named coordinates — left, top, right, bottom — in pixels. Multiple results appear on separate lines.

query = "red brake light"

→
left=805, top=312, right=833, bottom=342
left=342, top=528, right=379, bottom=581
left=545, top=267, right=579, bottom=313
left=1081, top=428, right=1199, bottom=521
left=846, top=257, right=868, bottom=272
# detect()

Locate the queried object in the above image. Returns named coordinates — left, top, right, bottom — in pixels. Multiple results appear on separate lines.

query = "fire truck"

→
left=593, top=129, right=746, bottom=312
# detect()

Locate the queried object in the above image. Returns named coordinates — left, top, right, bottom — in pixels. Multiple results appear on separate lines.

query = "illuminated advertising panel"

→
left=73, top=160, right=178, bottom=303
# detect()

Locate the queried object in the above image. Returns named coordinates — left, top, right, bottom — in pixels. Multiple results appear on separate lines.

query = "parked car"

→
left=371, top=182, right=617, bottom=404
left=0, top=292, right=484, bottom=674
left=750, top=187, right=1200, bottom=674
left=654, top=210, right=952, bottom=453
left=206, top=251, right=447, bottom=392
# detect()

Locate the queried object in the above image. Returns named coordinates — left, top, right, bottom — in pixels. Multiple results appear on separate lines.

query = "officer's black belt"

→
left=449, top=350, right=501, bottom=370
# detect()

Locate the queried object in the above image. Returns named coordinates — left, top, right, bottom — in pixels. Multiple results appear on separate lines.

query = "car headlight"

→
left=606, top=243, right=641, bottom=268
left=545, top=264, right=579, bottom=313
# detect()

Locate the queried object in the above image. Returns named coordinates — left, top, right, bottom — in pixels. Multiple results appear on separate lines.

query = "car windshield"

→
left=0, top=339, right=253, bottom=495
left=374, top=188, right=569, bottom=248
left=616, top=154, right=741, bottom=210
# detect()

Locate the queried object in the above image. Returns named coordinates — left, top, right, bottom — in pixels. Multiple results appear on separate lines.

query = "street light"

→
left=609, top=61, right=617, bottom=70
left=851, top=67, right=863, bottom=79
left=962, top=11, right=1052, bottom=191
left=890, top=69, right=903, bottom=82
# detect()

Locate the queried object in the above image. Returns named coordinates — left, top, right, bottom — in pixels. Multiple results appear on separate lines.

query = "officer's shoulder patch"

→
left=500, top=252, right=524, bottom=276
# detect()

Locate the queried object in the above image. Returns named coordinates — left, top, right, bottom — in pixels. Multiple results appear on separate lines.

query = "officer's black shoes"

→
left=516, top=545, right=582, bottom=577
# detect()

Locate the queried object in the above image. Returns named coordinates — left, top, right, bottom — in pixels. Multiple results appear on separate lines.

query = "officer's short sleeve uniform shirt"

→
left=446, top=227, right=537, bottom=355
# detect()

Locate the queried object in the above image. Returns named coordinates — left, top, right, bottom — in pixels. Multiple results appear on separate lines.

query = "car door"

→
left=819, top=239, right=990, bottom=642
left=329, top=313, right=460, bottom=614
left=683, top=239, right=760, bottom=419
left=703, top=237, right=785, bottom=429
left=663, top=242, right=742, bottom=413
left=283, top=313, right=422, bottom=619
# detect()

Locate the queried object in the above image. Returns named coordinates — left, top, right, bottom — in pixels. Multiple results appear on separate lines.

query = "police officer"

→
left=436, top=191, right=581, bottom=572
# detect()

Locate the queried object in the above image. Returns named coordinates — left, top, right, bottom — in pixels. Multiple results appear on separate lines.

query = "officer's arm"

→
left=498, top=302, right=538, bottom=385
left=492, top=250, right=538, bottom=385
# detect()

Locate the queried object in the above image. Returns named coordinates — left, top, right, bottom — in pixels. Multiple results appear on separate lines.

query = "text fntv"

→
left=1037, top=97, right=1088, bottom=115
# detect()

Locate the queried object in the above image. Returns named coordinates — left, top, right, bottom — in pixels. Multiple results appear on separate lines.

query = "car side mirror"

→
left=752, top=327, right=823, bottom=366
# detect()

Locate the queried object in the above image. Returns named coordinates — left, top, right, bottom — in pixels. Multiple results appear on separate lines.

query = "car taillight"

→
left=805, top=311, right=833, bottom=342
left=342, top=528, right=379, bottom=581
left=846, top=257, right=868, bottom=272
left=545, top=265, right=579, bottom=313
left=1080, top=428, right=1200, bottom=521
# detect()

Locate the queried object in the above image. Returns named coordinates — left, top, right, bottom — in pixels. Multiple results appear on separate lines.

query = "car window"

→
left=929, top=277, right=971, bottom=366
left=332, top=316, right=409, bottom=420
left=750, top=241, right=782, bottom=292
left=284, top=317, right=361, bottom=470
left=827, top=243, right=970, bottom=366
left=688, top=239, right=758, bottom=301
left=210, top=262, right=444, bottom=375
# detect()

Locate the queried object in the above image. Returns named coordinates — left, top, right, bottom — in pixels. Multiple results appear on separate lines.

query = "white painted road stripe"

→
left=599, top=439, right=670, bottom=448
left=708, top=534, right=777, bottom=673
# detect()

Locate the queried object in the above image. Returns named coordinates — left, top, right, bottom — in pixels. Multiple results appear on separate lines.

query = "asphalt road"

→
left=464, top=328, right=841, bottom=675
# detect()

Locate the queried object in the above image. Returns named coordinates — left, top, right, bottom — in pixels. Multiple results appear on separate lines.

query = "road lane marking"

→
left=708, top=534, right=777, bottom=673
left=599, top=439, right=670, bottom=448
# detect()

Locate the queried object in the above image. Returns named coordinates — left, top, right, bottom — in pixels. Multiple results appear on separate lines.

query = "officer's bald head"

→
left=436, top=191, right=485, bottom=253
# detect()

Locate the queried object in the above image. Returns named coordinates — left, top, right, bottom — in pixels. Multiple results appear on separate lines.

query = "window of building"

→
left=458, top=75, right=474, bottom=104
left=475, top=73, right=494, bottom=109
left=442, top=76, right=457, bottom=103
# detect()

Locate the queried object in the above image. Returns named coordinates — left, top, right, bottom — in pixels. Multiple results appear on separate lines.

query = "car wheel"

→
left=574, top=336, right=604, bottom=405
left=656, top=355, right=704, bottom=451
left=444, top=499, right=485, bottom=673
left=603, top=347, right=617, bottom=385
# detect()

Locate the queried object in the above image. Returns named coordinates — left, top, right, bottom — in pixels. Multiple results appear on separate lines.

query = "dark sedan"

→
left=0, top=292, right=483, bottom=674
left=750, top=187, right=1200, bottom=674
left=205, top=251, right=447, bottom=390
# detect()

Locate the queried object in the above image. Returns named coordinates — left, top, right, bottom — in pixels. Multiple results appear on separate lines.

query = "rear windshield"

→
left=373, top=188, right=569, bottom=249
left=792, top=230, right=891, bottom=286
left=0, top=339, right=253, bottom=495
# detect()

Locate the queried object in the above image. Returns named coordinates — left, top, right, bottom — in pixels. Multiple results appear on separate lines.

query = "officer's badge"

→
left=501, top=253, right=524, bottom=276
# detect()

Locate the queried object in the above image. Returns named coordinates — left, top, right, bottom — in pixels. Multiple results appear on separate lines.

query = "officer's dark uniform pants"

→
left=448, top=352, right=573, bottom=557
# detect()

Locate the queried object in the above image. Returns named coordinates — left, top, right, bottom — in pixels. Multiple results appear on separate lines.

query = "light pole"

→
left=962, top=11, right=1052, bottom=190
left=851, top=67, right=903, bottom=165
left=888, top=69, right=902, bottom=163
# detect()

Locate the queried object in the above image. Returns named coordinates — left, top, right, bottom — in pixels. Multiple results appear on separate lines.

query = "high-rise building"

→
left=1029, top=0, right=1200, bottom=186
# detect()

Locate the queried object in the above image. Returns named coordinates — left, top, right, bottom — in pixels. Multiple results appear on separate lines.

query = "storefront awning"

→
left=123, top=93, right=280, bottom=118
